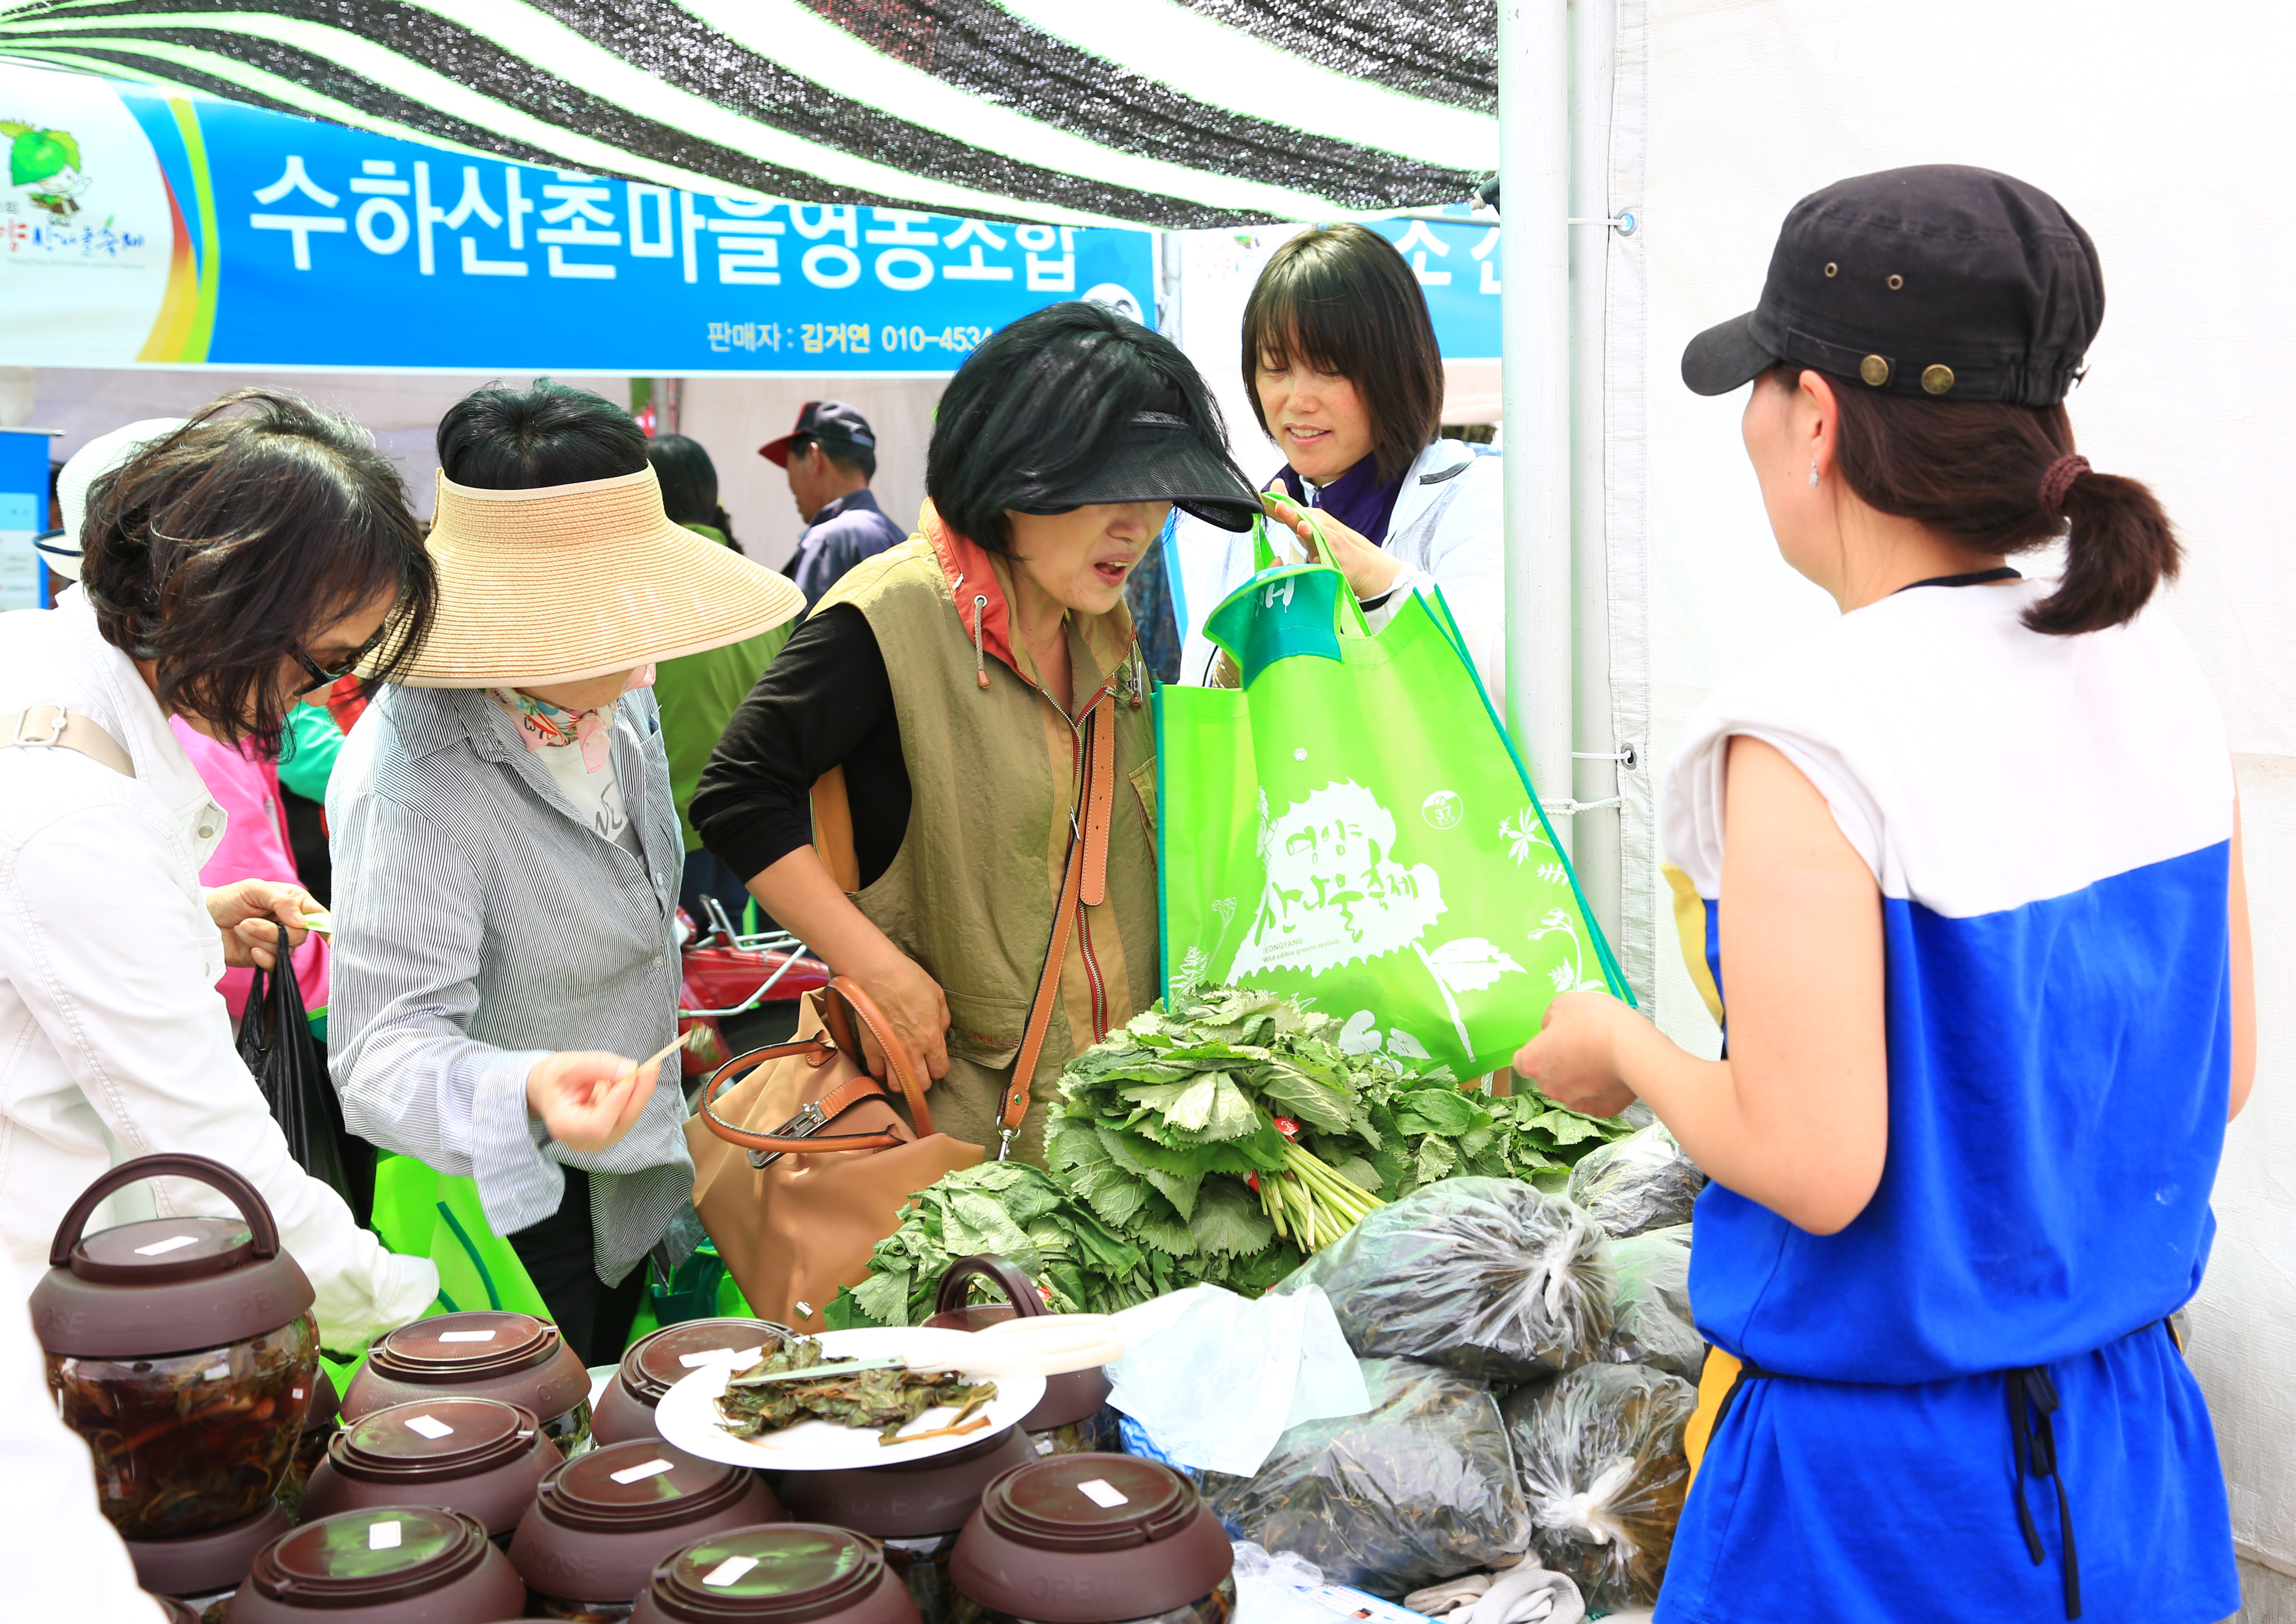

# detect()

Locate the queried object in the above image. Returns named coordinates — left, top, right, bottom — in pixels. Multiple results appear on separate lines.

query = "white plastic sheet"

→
left=1103, top=1284, right=1371, bottom=1476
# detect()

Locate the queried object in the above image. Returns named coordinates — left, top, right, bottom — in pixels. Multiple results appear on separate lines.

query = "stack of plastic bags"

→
left=1130, top=1159, right=1711, bottom=1612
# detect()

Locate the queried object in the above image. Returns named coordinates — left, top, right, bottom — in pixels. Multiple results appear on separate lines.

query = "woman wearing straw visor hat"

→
left=326, top=384, right=804, bottom=1361
left=695, top=303, right=1259, bottom=1166
left=1517, top=167, right=2246, bottom=1621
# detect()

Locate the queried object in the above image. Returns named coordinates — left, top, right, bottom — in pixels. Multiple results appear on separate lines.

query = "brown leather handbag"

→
left=686, top=688, right=1120, bottom=1330
left=686, top=977, right=982, bottom=1330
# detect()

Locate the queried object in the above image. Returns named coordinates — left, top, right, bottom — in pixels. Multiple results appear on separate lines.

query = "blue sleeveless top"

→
left=1654, top=579, right=2237, bottom=1624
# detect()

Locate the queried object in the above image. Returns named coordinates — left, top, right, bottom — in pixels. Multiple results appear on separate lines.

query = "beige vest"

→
left=817, top=537, right=1160, bottom=1147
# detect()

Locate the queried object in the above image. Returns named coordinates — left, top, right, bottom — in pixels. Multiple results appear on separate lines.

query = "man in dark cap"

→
left=760, top=400, right=906, bottom=609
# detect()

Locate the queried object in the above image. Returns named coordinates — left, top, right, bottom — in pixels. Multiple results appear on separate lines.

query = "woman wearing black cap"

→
left=1517, top=166, right=2245, bottom=1622
left=694, top=303, right=1258, bottom=1168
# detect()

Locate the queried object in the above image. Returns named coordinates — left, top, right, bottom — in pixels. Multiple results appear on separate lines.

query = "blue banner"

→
left=0, top=64, right=1156, bottom=374
left=1367, top=216, right=1501, bottom=360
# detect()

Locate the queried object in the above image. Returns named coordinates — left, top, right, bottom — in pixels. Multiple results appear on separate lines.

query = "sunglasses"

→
left=289, top=630, right=383, bottom=691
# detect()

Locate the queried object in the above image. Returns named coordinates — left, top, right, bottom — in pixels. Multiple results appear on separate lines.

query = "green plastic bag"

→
left=1156, top=529, right=1627, bottom=1080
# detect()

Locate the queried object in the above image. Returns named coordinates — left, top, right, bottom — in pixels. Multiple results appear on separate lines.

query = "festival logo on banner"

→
left=0, top=65, right=173, bottom=365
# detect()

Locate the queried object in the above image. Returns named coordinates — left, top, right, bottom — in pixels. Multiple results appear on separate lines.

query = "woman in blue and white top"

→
left=1173, top=223, right=1504, bottom=696
left=1518, top=165, right=2249, bottom=1624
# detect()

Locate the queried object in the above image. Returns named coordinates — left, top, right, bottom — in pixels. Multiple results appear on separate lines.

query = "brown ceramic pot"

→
left=299, top=1397, right=561, bottom=1540
left=630, top=1525, right=922, bottom=1624
left=512, top=1440, right=786, bottom=1619
left=226, top=1505, right=526, bottom=1621
left=950, top=1457, right=1233, bottom=1624
left=344, top=1312, right=593, bottom=1452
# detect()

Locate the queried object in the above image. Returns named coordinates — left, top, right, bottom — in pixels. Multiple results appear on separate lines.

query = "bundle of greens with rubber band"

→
left=1045, top=986, right=1633, bottom=1269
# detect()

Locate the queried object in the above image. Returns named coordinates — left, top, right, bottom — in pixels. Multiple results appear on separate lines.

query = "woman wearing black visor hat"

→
left=694, top=302, right=1258, bottom=1164
left=1516, top=166, right=2246, bottom=1622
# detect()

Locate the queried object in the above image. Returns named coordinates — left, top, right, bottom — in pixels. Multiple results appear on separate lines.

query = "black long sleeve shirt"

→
left=691, top=605, right=912, bottom=890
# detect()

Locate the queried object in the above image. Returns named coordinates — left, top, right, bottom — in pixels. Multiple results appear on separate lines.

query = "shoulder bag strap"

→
left=810, top=765, right=863, bottom=893
left=0, top=706, right=135, bottom=778
left=995, top=688, right=1116, bottom=1158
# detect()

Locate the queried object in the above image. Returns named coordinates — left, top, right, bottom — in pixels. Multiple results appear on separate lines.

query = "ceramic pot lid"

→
left=248, top=1506, right=495, bottom=1607
left=624, top=1319, right=792, bottom=1405
left=648, top=1525, right=890, bottom=1622
left=978, top=1457, right=1200, bottom=1554
left=329, top=1398, right=539, bottom=1482
left=538, top=1441, right=757, bottom=1533
left=31, top=1154, right=315, bottom=1357
left=368, top=1311, right=561, bottom=1381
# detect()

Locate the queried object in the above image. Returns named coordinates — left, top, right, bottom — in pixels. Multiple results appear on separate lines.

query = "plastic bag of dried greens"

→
left=1275, top=1177, right=1613, bottom=1382
left=1504, top=1362, right=1697, bottom=1610
left=1566, top=1122, right=1705, bottom=1237
left=1599, top=1224, right=1702, bottom=1380
left=1204, top=1357, right=1530, bottom=1599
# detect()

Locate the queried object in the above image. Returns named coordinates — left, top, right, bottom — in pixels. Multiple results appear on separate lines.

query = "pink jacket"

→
left=169, top=719, right=330, bottom=1018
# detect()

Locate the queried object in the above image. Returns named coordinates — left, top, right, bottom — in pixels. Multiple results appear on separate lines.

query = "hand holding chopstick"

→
left=525, top=1028, right=706, bottom=1153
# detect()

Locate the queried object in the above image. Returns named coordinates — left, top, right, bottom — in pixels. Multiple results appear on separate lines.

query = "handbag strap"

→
left=695, top=977, right=938, bottom=1154
left=995, top=688, right=1116, bottom=1158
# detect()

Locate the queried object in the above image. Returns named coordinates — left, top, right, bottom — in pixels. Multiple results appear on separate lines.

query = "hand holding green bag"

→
left=1156, top=519, right=1627, bottom=1080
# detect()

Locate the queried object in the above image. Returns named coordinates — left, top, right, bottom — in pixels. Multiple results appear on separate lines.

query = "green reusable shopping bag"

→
left=1156, top=525, right=1628, bottom=1079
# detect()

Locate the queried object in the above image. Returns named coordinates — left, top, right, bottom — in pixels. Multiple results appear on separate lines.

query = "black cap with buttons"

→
left=1680, top=164, right=2104, bottom=407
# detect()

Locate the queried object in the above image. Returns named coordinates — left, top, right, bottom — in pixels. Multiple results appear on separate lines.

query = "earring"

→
left=1807, top=456, right=1820, bottom=488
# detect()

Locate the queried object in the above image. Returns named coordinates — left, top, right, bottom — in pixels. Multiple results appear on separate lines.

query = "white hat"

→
left=379, top=464, right=805, bottom=688
left=40, top=417, right=189, bottom=582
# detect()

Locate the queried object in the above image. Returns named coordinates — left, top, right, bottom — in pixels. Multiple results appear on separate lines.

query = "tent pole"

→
left=1498, top=0, right=1574, bottom=856
left=1567, top=0, right=1621, bottom=944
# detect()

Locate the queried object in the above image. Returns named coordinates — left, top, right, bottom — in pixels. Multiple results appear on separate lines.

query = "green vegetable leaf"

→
left=1187, top=1176, right=1276, bottom=1256
left=1163, top=1072, right=1221, bottom=1132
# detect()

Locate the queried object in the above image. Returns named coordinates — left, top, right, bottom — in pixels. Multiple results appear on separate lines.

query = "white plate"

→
left=654, top=1326, right=1046, bottom=1471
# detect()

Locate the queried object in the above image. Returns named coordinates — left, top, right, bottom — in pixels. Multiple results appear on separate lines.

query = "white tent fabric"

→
left=1608, top=0, right=2296, bottom=1592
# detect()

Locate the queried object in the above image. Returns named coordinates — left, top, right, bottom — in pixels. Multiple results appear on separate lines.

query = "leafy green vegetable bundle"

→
left=829, top=988, right=1636, bottom=1327
left=825, top=1162, right=1167, bottom=1328
left=1050, top=986, right=1632, bottom=1269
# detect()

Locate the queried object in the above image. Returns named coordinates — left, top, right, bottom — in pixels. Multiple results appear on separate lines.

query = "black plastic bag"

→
left=237, top=926, right=372, bottom=1227
left=1599, top=1224, right=1702, bottom=1380
left=1566, top=1122, right=1706, bottom=1237
left=1277, top=1177, right=1614, bottom=1382
left=1204, top=1356, right=1530, bottom=1599
left=1504, top=1361, right=1697, bottom=1611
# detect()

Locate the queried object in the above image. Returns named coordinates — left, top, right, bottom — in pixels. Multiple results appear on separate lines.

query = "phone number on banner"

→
left=708, top=321, right=997, bottom=357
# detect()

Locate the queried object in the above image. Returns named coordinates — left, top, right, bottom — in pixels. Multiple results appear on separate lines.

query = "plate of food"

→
left=654, top=1325, right=1053, bottom=1471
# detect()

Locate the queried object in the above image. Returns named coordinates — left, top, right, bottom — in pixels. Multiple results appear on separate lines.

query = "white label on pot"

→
left=369, top=1520, right=402, bottom=1551
left=133, top=1234, right=199, bottom=1256
left=1035, top=1437, right=1057, bottom=1456
left=404, top=1414, right=455, bottom=1439
left=437, top=1330, right=497, bottom=1343
left=1076, top=1479, right=1129, bottom=1508
left=610, top=1457, right=676, bottom=1485
left=680, top=1345, right=763, bottom=1369
left=703, top=1556, right=760, bottom=1588
left=203, top=1363, right=231, bottom=1382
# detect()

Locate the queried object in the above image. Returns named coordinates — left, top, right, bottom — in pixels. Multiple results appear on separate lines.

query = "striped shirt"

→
left=325, top=683, right=694, bottom=1286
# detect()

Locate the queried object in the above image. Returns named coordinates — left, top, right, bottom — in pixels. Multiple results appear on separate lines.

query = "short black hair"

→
left=437, top=381, right=646, bottom=490
left=928, top=301, right=1235, bottom=556
left=80, top=389, right=436, bottom=753
left=1243, top=224, right=1444, bottom=484
left=644, top=431, right=736, bottom=545
left=790, top=431, right=876, bottom=483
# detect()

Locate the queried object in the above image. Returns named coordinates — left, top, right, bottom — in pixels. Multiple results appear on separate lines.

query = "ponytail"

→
left=2022, top=462, right=2180, bottom=636
left=1782, top=365, right=2182, bottom=635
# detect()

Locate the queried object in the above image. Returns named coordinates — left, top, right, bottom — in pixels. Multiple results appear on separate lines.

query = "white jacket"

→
left=0, top=1293, right=163, bottom=1621
left=0, top=593, right=436, bottom=1342
left=1173, top=439, right=1504, bottom=696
